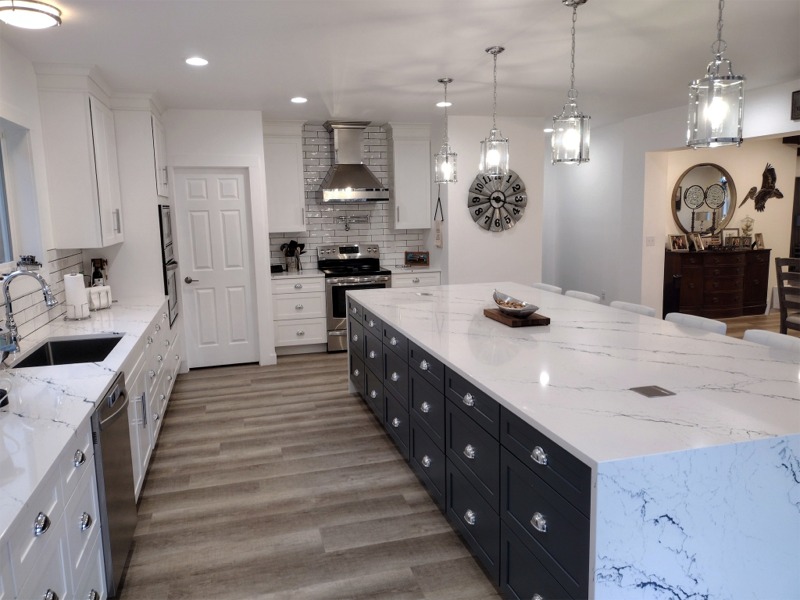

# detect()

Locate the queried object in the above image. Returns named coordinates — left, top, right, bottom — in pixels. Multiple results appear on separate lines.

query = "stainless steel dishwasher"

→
left=92, top=372, right=138, bottom=598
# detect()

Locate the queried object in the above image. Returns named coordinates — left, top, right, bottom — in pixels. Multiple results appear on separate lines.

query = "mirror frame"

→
left=671, top=163, right=737, bottom=236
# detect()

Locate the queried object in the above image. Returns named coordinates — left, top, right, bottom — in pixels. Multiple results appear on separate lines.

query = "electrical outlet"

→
left=645, top=236, right=656, bottom=247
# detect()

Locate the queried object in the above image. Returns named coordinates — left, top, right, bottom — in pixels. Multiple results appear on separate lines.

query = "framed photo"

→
left=667, top=234, right=689, bottom=252
left=722, top=227, right=739, bottom=246
left=705, top=234, right=722, bottom=247
left=688, top=232, right=704, bottom=251
left=792, top=90, right=800, bottom=121
left=754, top=232, right=765, bottom=249
left=728, top=236, right=742, bottom=248
left=740, top=236, right=752, bottom=249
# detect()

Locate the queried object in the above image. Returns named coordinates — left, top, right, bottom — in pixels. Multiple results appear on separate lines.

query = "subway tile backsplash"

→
left=269, top=123, right=427, bottom=270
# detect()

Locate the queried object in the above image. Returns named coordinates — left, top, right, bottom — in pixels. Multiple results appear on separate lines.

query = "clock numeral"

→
left=512, top=207, right=521, bottom=216
left=471, top=196, right=482, bottom=204
left=505, top=174, right=513, bottom=184
left=513, top=195, right=526, bottom=204
left=504, top=215, right=512, bottom=224
left=474, top=206, right=484, bottom=217
left=494, top=218, right=501, bottom=227
left=483, top=215, right=491, bottom=225
left=474, top=182, right=484, bottom=192
left=511, top=183, right=522, bottom=193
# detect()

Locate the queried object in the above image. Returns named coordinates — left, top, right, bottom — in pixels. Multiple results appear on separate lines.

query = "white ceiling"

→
left=1, top=0, right=799, bottom=126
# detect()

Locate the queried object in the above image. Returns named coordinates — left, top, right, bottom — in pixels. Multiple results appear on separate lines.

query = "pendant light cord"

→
left=443, top=80, right=449, bottom=145
left=492, top=50, right=498, bottom=129
left=568, top=5, right=578, bottom=100
left=712, top=0, right=727, bottom=56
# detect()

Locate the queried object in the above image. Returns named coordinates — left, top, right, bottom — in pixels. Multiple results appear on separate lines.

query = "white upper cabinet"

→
left=37, top=67, right=124, bottom=248
left=264, top=120, right=306, bottom=233
left=386, top=123, right=432, bottom=230
left=152, top=114, right=169, bottom=197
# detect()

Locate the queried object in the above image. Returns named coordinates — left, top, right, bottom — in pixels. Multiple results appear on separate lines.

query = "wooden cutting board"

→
left=483, top=308, right=551, bottom=327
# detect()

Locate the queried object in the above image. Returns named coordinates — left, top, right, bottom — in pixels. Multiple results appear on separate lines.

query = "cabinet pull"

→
left=463, top=444, right=476, bottom=460
left=164, top=339, right=170, bottom=347
left=296, top=330, right=305, bottom=337
left=79, top=512, right=92, bottom=531
left=351, top=333, right=359, bottom=342
left=294, top=283, right=303, bottom=289
left=351, top=305, right=357, bottom=313
left=390, top=372, right=400, bottom=382
left=368, top=319, right=376, bottom=327
left=420, top=401, right=431, bottom=413
left=43, top=590, right=59, bottom=600
left=396, top=206, right=400, bottom=221
left=370, top=390, right=378, bottom=399
left=167, top=374, right=173, bottom=382
left=73, top=449, right=86, bottom=468
left=154, top=413, right=160, bottom=422
left=463, top=509, right=477, bottom=526
left=368, top=350, right=377, bottom=359
left=412, top=277, right=420, bottom=284
left=147, top=335, right=154, bottom=345
left=531, top=512, right=547, bottom=533
left=389, top=336, right=398, bottom=346
left=353, top=368, right=360, bottom=377
left=34, top=512, right=51, bottom=536
left=531, top=445, right=548, bottom=466
left=88, top=590, right=100, bottom=600
left=155, top=323, right=161, bottom=332
left=532, top=595, right=544, bottom=600
left=421, top=455, right=432, bottom=468
left=160, top=394, right=166, bottom=402
left=113, top=208, right=121, bottom=233
left=419, top=359, right=429, bottom=371
left=391, top=417, right=401, bottom=428
left=462, top=392, right=475, bottom=407
left=149, top=369, right=156, bottom=379
left=157, top=354, right=163, bottom=362
left=295, top=304, right=304, bottom=310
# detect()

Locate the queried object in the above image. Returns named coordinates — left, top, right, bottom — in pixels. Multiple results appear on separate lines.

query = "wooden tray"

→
left=483, top=308, right=550, bottom=327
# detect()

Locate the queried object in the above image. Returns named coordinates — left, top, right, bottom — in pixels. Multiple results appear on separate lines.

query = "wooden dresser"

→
left=663, top=249, right=771, bottom=318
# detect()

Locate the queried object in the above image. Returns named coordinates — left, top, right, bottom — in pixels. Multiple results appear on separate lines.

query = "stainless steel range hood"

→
left=321, top=121, right=389, bottom=203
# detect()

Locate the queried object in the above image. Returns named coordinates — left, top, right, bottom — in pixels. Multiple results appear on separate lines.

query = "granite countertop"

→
left=0, top=296, right=166, bottom=542
left=348, top=281, right=800, bottom=466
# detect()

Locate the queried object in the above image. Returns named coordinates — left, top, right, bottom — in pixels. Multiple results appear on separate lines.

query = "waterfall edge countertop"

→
left=0, top=297, right=166, bottom=542
left=348, top=281, right=800, bottom=599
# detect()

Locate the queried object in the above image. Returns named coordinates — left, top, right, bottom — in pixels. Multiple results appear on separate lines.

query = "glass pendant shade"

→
left=0, top=0, right=61, bottom=28
left=687, top=57, right=744, bottom=148
left=479, top=128, right=509, bottom=176
left=552, top=94, right=590, bottom=164
left=434, top=142, right=457, bottom=184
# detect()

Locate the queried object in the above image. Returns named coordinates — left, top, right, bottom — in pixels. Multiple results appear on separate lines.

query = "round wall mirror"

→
left=671, top=163, right=736, bottom=235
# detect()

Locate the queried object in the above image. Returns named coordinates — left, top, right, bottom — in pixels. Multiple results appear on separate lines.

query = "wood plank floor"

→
left=119, top=353, right=501, bottom=600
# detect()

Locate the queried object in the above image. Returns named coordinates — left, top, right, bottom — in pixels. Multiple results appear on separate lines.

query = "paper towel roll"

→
left=64, top=273, right=90, bottom=319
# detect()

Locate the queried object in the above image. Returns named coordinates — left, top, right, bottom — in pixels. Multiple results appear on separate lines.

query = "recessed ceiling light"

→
left=185, top=56, right=208, bottom=67
left=436, top=101, right=452, bottom=108
left=0, top=0, right=61, bottom=29
left=543, top=127, right=554, bottom=133
left=291, top=97, right=308, bottom=104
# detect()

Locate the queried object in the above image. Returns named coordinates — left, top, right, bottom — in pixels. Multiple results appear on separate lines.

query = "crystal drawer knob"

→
left=352, top=333, right=359, bottom=342
left=531, top=512, right=547, bottom=533
left=351, top=305, right=357, bottom=313
left=389, top=336, right=398, bottom=346
left=463, top=444, right=476, bottom=460
left=295, top=283, right=303, bottom=289
left=368, top=319, right=375, bottom=327
left=79, top=512, right=92, bottom=531
left=369, top=350, right=376, bottom=359
left=370, top=390, right=378, bottom=399
left=34, top=512, right=50, bottom=536
left=88, top=591, right=100, bottom=600
left=462, top=392, right=475, bottom=407
left=353, top=368, right=360, bottom=377
left=164, top=339, right=170, bottom=347
left=463, top=509, right=476, bottom=526
left=296, top=330, right=305, bottom=336
left=531, top=445, right=548, bottom=466
left=421, top=455, right=432, bottom=468
left=532, top=595, right=544, bottom=600
left=391, top=417, right=401, bottom=428
left=412, top=277, right=420, bottom=283
left=390, top=372, right=400, bottom=382
left=73, top=449, right=85, bottom=468
left=157, top=354, right=163, bottom=362
left=295, top=304, right=304, bottom=310
left=420, top=401, right=431, bottom=413
left=43, top=590, right=58, bottom=600
left=419, top=359, right=429, bottom=371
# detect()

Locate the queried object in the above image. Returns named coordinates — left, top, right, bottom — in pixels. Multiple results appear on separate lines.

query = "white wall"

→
left=437, top=115, right=544, bottom=286
left=164, top=109, right=275, bottom=365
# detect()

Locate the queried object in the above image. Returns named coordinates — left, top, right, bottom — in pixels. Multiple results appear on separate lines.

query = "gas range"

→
left=317, top=243, right=391, bottom=278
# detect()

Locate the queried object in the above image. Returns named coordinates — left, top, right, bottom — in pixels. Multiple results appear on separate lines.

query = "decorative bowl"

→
left=492, top=290, right=539, bottom=318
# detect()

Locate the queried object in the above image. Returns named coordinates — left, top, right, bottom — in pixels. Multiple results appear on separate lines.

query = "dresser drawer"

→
left=274, top=318, right=327, bottom=346
left=350, top=353, right=366, bottom=399
left=348, top=318, right=364, bottom=356
left=704, top=252, right=745, bottom=267
left=409, top=370, right=445, bottom=450
left=500, top=407, right=590, bottom=517
left=704, top=265, right=744, bottom=279
left=501, top=449, right=589, bottom=599
left=365, top=368, right=384, bottom=421
left=446, top=401, right=499, bottom=510
left=383, top=347, right=409, bottom=404
left=362, top=308, right=383, bottom=339
left=410, top=418, right=446, bottom=510
left=382, top=322, right=408, bottom=358
left=500, top=523, right=574, bottom=600
left=704, top=291, right=742, bottom=308
left=363, top=331, right=383, bottom=376
left=447, top=462, right=500, bottom=584
left=409, top=340, right=444, bottom=392
left=704, top=275, right=744, bottom=292
left=273, top=277, right=325, bottom=294
left=272, top=292, right=325, bottom=320
left=445, top=368, right=500, bottom=439
left=385, top=390, right=409, bottom=460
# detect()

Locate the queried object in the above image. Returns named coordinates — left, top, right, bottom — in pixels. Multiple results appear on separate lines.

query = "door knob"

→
left=184, top=276, right=199, bottom=284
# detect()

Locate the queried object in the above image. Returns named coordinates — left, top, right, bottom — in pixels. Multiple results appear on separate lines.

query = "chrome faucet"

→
left=1, top=256, right=58, bottom=356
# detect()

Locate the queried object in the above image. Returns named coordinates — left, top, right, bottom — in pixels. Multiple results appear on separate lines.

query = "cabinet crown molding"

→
left=263, top=120, right=306, bottom=137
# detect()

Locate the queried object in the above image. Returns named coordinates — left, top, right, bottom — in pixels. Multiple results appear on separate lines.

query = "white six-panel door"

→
left=174, top=168, right=259, bottom=368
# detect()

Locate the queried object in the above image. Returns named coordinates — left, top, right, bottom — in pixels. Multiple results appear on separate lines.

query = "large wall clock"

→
left=467, top=170, right=527, bottom=231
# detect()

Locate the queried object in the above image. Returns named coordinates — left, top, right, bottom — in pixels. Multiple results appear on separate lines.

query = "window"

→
left=0, top=136, right=13, bottom=264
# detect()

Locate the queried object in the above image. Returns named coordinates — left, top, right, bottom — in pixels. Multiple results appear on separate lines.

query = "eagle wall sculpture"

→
left=738, top=163, right=783, bottom=212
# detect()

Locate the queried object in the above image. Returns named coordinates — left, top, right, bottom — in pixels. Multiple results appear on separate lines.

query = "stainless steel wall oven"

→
left=158, top=205, right=179, bottom=327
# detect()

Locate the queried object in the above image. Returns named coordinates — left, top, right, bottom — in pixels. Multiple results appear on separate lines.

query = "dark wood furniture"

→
left=775, top=257, right=800, bottom=335
left=663, top=249, right=771, bottom=318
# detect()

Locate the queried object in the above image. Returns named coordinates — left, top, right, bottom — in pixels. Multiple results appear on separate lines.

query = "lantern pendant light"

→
left=479, top=46, right=509, bottom=177
left=434, top=78, right=458, bottom=184
left=687, top=0, right=744, bottom=148
left=552, top=0, right=590, bottom=165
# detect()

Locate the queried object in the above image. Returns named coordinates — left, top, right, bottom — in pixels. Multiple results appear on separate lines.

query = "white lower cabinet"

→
left=272, top=276, right=327, bottom=348
left=392, top=271, right=441, bottom=288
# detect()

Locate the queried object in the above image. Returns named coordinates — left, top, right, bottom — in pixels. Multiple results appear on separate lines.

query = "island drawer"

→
left=500, top=407, right=591, bottom=517
left=346, top=297, right=364, bottom=322
left=501, top=449, right=589, bottom=599
left=383, top=347, right=409, bottom=404
left=348, top=317, right=364, bottom=356
left=385, top=390, right=409, bottom=460
left=500, top=523, right=574, bottom=600
left=362, top=309, right=383, bottom=339
left=445, top=368, right=499, bottom=439
left=365, top=368, right=384, bottom=421
left=363, top=330, right=383, bottom=376
left=410, top=417, right=446, bottom=510
left=409, top=370, right=445, bottom=450
left=409, top=341, right=444, bottom=392
left=446, top=401, right=499, bottom=510
left=382, top=322, right=408, bottom=358
left=350, top=354, right=366, bottom=399
left=446, top=462, right=500, bottom=584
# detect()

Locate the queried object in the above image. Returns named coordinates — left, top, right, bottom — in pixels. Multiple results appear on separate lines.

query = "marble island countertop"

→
left=349, top=281, right=799, bottom=466
left=0, top=296, right=167, bottom=542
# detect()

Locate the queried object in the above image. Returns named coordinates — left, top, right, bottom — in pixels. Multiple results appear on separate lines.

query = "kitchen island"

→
left=347, top=282, right=799, bottom=600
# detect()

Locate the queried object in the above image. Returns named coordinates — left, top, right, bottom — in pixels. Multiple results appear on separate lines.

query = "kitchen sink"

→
left=11, top=334, right=124, bottom=369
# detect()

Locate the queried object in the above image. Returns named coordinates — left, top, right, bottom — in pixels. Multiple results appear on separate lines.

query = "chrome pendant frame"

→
left=479, top=46, right=509, bottom=177
left=434, top=77, right=458, bottom=184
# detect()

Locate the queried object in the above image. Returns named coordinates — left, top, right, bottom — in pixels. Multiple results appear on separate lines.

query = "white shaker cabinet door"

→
left=387, top=123, right=432, bottom=230
left=90, top=96, right=124, bottom=246
left=264, top=121, right=306, bottom=233
left=152, top=114, right=169, bottom=197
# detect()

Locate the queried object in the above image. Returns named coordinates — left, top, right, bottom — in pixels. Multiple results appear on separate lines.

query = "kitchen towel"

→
left=64, top=273, right=90, bottom=319
left=87, top=285, right=113, bottom=311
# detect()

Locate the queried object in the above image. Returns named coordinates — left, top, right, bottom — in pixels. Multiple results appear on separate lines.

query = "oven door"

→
left=165, top=261, right=179, bottom=327
left=326, top=276, right=390, bottom=351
